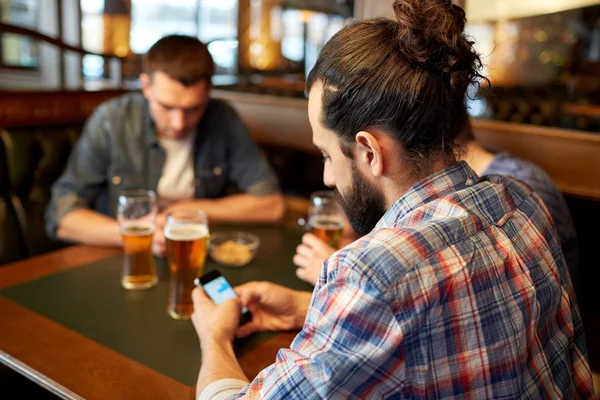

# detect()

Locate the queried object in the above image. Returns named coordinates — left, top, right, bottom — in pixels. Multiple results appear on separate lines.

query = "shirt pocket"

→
left=109, top=164, right=145, bottom=193
left=196, top=165, right=228, bottom=198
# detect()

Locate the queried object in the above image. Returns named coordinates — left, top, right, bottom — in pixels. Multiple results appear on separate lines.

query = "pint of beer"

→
left=308, top=191, right=346, bottom=248
left=117, top=191, right=158, bottom=290
left=165, top=210, right=209, bottom=320
left=309, top=215, right=345, bottom=248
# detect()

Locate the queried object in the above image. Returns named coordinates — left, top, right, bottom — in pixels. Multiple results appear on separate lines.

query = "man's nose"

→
left=170, top=110, right=186, bottom=131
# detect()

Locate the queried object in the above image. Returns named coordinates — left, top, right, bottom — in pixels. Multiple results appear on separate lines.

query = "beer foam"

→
left=309, top=215, right=345, bottom=229
left=165, top=225, right=209, bottom=241
left=121, top=221, right=155, bottom=235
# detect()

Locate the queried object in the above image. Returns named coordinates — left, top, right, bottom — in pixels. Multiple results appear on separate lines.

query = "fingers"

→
left=296, top=267, right=318, bottom=285
left=294, top=239, right=334, bottom=269
left=156, top=212, right=167, bottom=228
left=191, top=287, right=218, bottom=314
left=191, top=287, right=210, bottom=306
left=293, top=243, right=311, bottom=267
left=220, top=297, right=242, bottom=318
left=236, top=321, right=259, bottom=339
left=293, top=254, right=308, bottom=268
left=192, top=288, right=242, bottom=320
left=296, top=267, right=308, bottom=281
left=235, top=281, right=267, bottom=306
left=152, top=228, right=166, bottom=257
left=296, top=243, right=314, bottom=258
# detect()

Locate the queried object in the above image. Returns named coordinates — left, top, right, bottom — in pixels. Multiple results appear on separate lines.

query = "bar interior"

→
left=1, top=0, right=599, bottom=398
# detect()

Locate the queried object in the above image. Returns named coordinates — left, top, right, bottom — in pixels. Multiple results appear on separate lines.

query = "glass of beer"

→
left=308, top=191, right=346, bottom=248
left=164, top=209, right=209, bottom=320
left=117, top=190, right=158, bottom=290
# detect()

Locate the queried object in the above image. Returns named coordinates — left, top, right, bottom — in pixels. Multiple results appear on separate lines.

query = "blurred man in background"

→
left=46, top=35, right=284, bottom=256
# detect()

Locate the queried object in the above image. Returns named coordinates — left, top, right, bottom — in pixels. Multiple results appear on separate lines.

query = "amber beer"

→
left=310, top=215, right=345, bottom=248
left=121, top=222, right=158, bottom=289
left=165, top=225, right=209, bottom=319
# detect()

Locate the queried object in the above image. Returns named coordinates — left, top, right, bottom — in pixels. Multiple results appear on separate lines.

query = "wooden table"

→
left=0, top=229, right=308, bottom=400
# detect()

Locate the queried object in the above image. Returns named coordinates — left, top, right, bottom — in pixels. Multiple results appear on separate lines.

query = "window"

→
left=199, top=0, right=238, bottom=74
left=0, top=0, right=40, bottom=69
left=130, top=0, right=199, bottom=54
left=81, top=0, right=105, bottom=79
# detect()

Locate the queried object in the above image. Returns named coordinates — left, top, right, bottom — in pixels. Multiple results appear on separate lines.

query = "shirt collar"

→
left=375, top=161, right=479, bottom=230
left=142, top=97, right=213, bottom=148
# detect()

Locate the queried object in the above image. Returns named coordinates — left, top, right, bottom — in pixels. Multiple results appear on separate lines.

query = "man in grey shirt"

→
left=45, top=35, right=284, bottom=255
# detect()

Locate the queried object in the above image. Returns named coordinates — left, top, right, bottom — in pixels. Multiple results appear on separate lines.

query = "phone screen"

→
left=202, top=276, right=249, bottom=314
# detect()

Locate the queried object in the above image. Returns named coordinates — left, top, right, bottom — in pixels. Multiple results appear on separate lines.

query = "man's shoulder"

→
left=329, top=178, right=547, bottom=286
left=486, top=153, right=560, bottom=198
left=329, top=228, right=432, bottom=289
left=199, top=98, right=247, bottom=142
left=204, top=97, right=238, bottom=119
left=96, top=91, right=146, bottom=115
left=89, top=92, right=147, bottom=133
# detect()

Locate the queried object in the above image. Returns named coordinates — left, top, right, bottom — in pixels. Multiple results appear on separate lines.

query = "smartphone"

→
left=196, top=271, right=252, bottom=326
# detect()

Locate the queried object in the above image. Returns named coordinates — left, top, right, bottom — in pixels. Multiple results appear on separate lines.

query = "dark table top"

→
left=0, top=225, right=311, bottom=400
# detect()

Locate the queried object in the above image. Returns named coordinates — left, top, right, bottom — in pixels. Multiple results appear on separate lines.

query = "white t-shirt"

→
left=157, top=134, right=195, bottom=209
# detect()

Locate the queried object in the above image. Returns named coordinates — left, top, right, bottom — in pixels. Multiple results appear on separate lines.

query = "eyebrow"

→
left=158, top=101, right=206, bottom=113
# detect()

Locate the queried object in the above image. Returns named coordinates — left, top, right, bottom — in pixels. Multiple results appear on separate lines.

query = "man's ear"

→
left=355, top=131, right=383, bottom=178
left=140, top=73, right=151, bottom=97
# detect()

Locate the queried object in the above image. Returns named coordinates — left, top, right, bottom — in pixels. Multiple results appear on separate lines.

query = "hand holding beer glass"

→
left=165, top=210, right=209, bottom=320
left=308, top=191, right=346, bottom=249
left=117, top=190, right=159, bottom=290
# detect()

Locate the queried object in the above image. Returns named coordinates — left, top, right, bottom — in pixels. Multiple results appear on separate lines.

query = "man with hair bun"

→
left=192, top=1, right=594, bottom=399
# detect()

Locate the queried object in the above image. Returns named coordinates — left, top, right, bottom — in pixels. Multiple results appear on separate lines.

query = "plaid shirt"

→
left=232, top=161, right=593, bottom=399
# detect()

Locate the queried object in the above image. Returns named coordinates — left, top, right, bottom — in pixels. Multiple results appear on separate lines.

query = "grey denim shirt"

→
left=45, top=92, right=280, bottom=238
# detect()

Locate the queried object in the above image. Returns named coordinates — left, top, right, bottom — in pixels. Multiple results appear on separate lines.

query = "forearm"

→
left=197, top=339, right=249, bottom=399
left=56, top=209, right=121, bottom=247
left=166, top=194, right=285, bottom=224
left=294, top=291, right=313, bottom=327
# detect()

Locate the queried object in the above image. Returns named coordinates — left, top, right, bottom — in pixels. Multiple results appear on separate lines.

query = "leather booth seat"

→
left=0, top=134, right=29, bottom=265
left=0, top=126, right=82, bottom=263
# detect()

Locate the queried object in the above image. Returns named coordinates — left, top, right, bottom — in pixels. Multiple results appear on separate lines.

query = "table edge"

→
left=0, top=296, right=194, bottom=400
left=1, top=350, right=84, bottom=400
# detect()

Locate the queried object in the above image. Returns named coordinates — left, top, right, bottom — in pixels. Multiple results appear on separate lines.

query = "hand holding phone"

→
left=195, top=271, right=252, bottom=326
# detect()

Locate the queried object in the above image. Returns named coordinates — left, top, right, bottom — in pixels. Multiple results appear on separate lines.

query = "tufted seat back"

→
left=0, top=133, right=29, bottom=265
left=0, top=126, right=82, bottom=261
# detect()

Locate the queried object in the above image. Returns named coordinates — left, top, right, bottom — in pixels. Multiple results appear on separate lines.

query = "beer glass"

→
left=117, top=190, right=158, bottom=290
left=308, top=191, right=346, bottom=249
left=165, top=209, right=209, bottom=320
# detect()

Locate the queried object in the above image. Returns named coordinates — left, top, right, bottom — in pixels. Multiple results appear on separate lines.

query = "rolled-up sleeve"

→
left=198, top=379, right=249, bottom=400
left=224, top=107, right=280, bottom=197
left=44, top=107, right=111, bottom=238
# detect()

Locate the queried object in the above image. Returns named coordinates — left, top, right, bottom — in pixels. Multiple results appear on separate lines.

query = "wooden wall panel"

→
left=0, top=90, right=127, bottom=128
left=214, top=90, right=316, bottom=153
left=472, top=119, right=600, bottom=199
left=215, top=90, right=600, bottom=199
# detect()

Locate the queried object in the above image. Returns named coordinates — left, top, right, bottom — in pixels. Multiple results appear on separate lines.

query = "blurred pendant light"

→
left=282, top=0, right=353, bottom=17
left=103, top=0, right=131, bottom=57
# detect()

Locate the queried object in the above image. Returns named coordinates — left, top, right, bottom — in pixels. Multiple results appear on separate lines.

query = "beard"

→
left=336, top=164, right=387, bottom=236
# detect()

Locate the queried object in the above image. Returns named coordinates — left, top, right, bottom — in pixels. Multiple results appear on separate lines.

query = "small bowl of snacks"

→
left=209, top=231, right=260, bottom=267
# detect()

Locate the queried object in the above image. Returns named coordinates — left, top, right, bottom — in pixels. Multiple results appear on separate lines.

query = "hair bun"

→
left=393, top=0, right=479, bottom=94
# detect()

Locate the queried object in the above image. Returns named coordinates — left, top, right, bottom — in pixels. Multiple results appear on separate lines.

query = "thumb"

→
left=192, top=287, right=213, bottom=308
left=220, top=297, right=243, bottom=316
